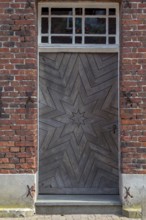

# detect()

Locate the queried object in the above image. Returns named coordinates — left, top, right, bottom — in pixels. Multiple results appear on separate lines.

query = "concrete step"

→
left=35, top=195, right=122, bottom=215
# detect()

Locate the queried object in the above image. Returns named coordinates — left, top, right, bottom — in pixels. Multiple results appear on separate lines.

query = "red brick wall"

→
left=0, top=0, right=38, bottom=173
left=0, top=0, right=146, bottom=175
left=120, top=0, right=146, bottom=174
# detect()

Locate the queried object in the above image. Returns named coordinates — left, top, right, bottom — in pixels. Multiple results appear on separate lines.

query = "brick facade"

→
left=120, top=0, right=146, bottom=174
left=0, top=0, right=37, bottom=174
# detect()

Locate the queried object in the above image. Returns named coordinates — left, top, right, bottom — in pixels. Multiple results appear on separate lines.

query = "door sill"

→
left=35, top=195, right=122, bottom=215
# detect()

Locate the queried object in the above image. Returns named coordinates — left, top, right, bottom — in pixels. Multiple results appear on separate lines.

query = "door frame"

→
left=37, top=1, right=120, bottom=198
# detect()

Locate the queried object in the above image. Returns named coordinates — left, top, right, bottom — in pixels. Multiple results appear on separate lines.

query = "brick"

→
left=0, top=142, right=15, bottom=147
left=0, top=158, right=9, bottom=163
left=15, top=64, right=35, bottom=69
left=10, top=147, right=20, bottom=153
left=0, top=164, right=15, bottom=169
left=10, top=157, right=20, bottom=164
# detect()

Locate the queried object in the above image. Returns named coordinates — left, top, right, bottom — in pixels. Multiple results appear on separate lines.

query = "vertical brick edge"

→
left=120, top=0, right=146, bottom=174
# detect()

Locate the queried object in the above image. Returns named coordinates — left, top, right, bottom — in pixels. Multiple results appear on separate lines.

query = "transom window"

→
left=39, top=3, right=119, bottom=47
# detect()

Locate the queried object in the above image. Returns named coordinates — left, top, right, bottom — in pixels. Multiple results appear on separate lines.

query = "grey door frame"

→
left=37, top=48, right=120, bottom=196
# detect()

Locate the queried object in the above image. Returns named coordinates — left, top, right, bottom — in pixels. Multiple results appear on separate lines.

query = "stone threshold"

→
left=35, top=195, right=122, bottom=215
left=36, top=195, right=121, bottom=206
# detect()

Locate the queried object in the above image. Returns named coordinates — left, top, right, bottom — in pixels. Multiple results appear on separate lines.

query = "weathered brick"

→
left=0, top=0, right=37, bottom=174
left=121, top=0, right=146, bottom=173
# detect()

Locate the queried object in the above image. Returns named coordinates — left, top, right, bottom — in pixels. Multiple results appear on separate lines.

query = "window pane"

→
left=108, top=18, right=116, bottom=34
left=75, top=37, right=82, bottom=44
left=85, top=37, right=106, bottom=44
left=85, top=18, right=106, bottom=34
left=109, top=8, right=116, bottom=15
left=42, top=7, right=49, bottom=15
left=51, top=8, right=72, bottom=15
left=109, top=37, right=115, bottom=44
left=40, top=7, right=118, bottom=46
left=85, top=8, right=106, bottom=15
left=75, top=8, right=82, bottom=15
left=41, top=36, right=48, bottom=43
left=51, top=18, right=73, bottom=34
left=51, top=36, right=72, bottom=44
left=41, top=17, right=49, bottom=34
left=75, top=18, right=82, bottom=34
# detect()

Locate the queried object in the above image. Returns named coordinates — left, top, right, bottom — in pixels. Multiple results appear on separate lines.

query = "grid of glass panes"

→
left=40, top=7, right=117, bottom=45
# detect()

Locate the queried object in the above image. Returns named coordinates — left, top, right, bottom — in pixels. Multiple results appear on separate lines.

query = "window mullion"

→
left=49, top=7, right=51, bottom=44
left=106, top=8, right=108, bottom=45
left=82, top=7, right=85, bottom=45
left=73, top=8, right=75, bottom=45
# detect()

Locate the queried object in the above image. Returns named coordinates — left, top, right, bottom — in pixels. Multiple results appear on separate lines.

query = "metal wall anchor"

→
left=124, top=187, right=133, bottom=199
left=26, top=185, right=35, bottom=198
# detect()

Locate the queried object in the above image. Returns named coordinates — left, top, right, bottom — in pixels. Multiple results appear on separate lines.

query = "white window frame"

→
left=38, top=2, right=119, bottom=52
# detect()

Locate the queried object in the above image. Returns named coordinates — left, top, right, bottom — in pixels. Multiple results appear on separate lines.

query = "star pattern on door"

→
left=39, top=53, right=119, bottom=194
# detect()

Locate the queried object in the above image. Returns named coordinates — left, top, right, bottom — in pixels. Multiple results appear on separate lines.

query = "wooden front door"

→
left=39, top=53, right=119, bottom=195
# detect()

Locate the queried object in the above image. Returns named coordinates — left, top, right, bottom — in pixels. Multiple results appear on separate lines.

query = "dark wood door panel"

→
left=39, top=53, right=119, bottom=195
